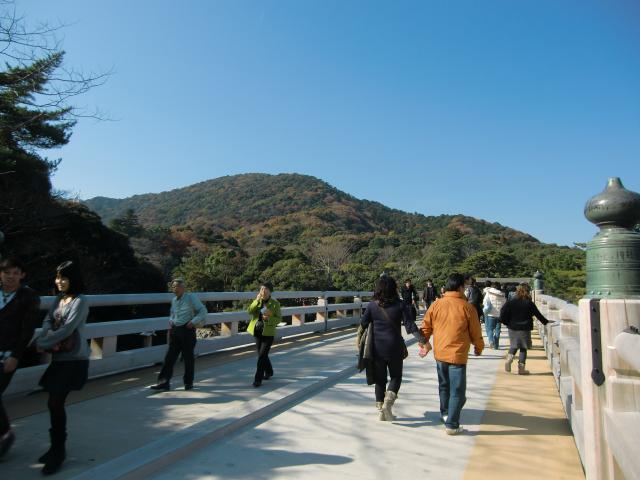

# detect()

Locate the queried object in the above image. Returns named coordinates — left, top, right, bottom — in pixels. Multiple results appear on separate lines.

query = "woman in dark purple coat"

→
left=361, top=274, right=425, bottom=421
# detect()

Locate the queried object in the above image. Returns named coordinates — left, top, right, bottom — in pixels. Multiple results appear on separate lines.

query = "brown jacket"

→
left=421, top=291, right=484, bottom=364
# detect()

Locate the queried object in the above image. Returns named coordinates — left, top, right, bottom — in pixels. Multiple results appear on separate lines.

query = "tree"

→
left=109, top=209, right=144, bottom=237
left=262, top=258, right=324, bottom=291
left=332, top=263, right=377, bottom=291
left=204, top=247, right=247, bottom=291
left=242, top=246, right=287, bottom=284
left=1, top=1, right=107, bottom=237
left=460, top=250, right=521, bottom=278
left=172, top=250, right=221, bottom=292
left=0, top=3, right=168, bottom=295
left=173, top=246, right=247, bottom=292
left=308, top=238, right=354, bottom=288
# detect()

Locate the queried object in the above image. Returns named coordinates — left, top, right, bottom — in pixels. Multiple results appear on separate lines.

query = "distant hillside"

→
left=85, top=173, right=537, bottom=245
left=84, top=173, right=585, bottom=302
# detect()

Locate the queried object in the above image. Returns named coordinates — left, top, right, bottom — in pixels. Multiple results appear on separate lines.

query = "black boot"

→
left=37, top=429, right=55, bottom=464
left=42, top=430, right=66, bottom=475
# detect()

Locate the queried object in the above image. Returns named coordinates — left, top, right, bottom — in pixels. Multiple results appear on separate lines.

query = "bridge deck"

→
left=2, top=327, right=584, bottom=479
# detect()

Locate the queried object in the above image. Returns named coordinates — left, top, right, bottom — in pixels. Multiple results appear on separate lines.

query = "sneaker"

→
left=150, top=382, right=170, bottom=391
left=439, top=415, right=448, bottom=424
left=445, top=426, right=464, bottom=436
left=253, top=380, right=262, bottom=388
left=0, top=430, right=16, bottom=458
left=184, top=384, right=194, bottom=391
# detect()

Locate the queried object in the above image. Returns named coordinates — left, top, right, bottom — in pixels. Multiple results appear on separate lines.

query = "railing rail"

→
left=535, top=294, right=584, bottom=465
left=536, top=293, right=640, bottom=479
left=7, top=290, right=373, bottom=397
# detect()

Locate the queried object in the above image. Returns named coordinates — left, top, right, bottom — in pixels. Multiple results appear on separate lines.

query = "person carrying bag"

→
left=360, top=274, right=426, bottom=421
left=35, top=261, right=90, bottom=475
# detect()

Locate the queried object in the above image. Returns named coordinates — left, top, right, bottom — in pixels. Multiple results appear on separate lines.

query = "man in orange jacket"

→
left=421, top=273, right=484, bottom=435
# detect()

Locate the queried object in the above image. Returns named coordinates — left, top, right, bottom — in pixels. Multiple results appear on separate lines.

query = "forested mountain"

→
left=85, top=173, right=585, bottom=302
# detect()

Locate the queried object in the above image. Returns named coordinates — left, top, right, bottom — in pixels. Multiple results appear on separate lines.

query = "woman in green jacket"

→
left=247, top=282, right=281, bottom=387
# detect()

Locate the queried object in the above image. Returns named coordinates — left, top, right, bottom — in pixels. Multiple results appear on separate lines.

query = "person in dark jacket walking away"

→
left=35, top=261, right=90, bottom=475
left=360, top=275, right=426, bottom=421
left=500, top=283, right=549, bottom=375
left=422, top=279, right=439, bottom=309
left=464, top=275, right=483, bottom=322
left=400, top=278, right=419, bottom=322
left=0, top=257, right=40, bottom=458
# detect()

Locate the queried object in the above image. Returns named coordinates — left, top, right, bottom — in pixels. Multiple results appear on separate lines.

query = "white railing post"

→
left=317, top=296, right=328, bottom=331
left=90, top=336, right=117, bottom=359
left=353, top=295, right=362, bottom=321
left=291, top=313, right=303, bottom=326
left=220, top=321, right=238, bottom=337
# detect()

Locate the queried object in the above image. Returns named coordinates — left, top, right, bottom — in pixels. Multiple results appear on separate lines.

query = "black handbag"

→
left=254, top=319, right=264, bottom=335
left=254, top=303, right=265, bottom=335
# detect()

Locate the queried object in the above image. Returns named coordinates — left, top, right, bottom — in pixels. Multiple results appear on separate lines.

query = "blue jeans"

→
left=436, top=361, right=467, bottom=429
left=484, top=316, right=501, bottom=348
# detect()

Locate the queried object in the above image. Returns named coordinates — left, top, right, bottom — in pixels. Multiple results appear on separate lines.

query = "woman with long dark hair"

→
left=360, top=274, right=425, bottom=421
left=500, top=283, right=549, bottom=375
left=35, top=261, right=90, bottom=475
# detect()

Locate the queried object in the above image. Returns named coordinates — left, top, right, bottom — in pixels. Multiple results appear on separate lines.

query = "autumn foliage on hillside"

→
left=88, top=173, right=585, bottom=303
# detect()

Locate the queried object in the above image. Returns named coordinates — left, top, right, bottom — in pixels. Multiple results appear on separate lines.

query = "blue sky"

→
left=18, top=0, right=640, bottom=246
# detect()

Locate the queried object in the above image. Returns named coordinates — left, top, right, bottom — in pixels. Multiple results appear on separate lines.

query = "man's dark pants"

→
left=0, top=368, right=16, bottom=435
left=436, top=361, right=467, bottom=429
left=158, top=326, right=196, bottom=386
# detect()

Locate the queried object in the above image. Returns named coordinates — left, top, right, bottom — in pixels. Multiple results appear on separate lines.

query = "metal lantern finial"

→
left=584, top=177, right=640, bottom=299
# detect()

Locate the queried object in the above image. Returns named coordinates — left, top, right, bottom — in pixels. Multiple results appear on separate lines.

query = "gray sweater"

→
left=36, top=295, right=90, bottom=361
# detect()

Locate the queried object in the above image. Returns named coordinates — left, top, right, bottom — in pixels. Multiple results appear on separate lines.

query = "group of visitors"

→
left=148, top=280, right=282, bottom=392
left=359, top=273, right=483, bottom=435
left=1, top=254, right=550, bottom=474
left=1, top=256, right=283, bottom=475
left=358, top=272, right=549, bottom=435
left=1, top=258, right=90, bottom=475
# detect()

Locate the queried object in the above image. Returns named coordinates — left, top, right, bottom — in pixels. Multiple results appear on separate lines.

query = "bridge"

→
left=0, top=286, right=634, bottom=480
left=1, top=178, right=639, bottom=479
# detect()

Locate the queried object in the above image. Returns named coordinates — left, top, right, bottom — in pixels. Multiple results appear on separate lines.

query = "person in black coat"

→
left=361, top=275, right=425, bottom=421
left=400, top=278, right=419, bottom=322
left=0, top=257, right=41, bottom=458
left=422, top=279, right=439, bottom=309
left=499, top=283, right=549, bottom=375
left=464, top=275, right=483, bottom=321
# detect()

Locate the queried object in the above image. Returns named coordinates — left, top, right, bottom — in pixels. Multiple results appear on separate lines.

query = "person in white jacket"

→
left=482, top=282, right=506, bottom=349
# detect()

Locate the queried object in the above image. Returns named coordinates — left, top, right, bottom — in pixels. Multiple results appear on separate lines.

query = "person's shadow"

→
left=393, top=408, right=571, bottom=436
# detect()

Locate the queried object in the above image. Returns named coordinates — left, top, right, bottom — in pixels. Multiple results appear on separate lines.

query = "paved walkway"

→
left=0, top=326, right=584, bottom=479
